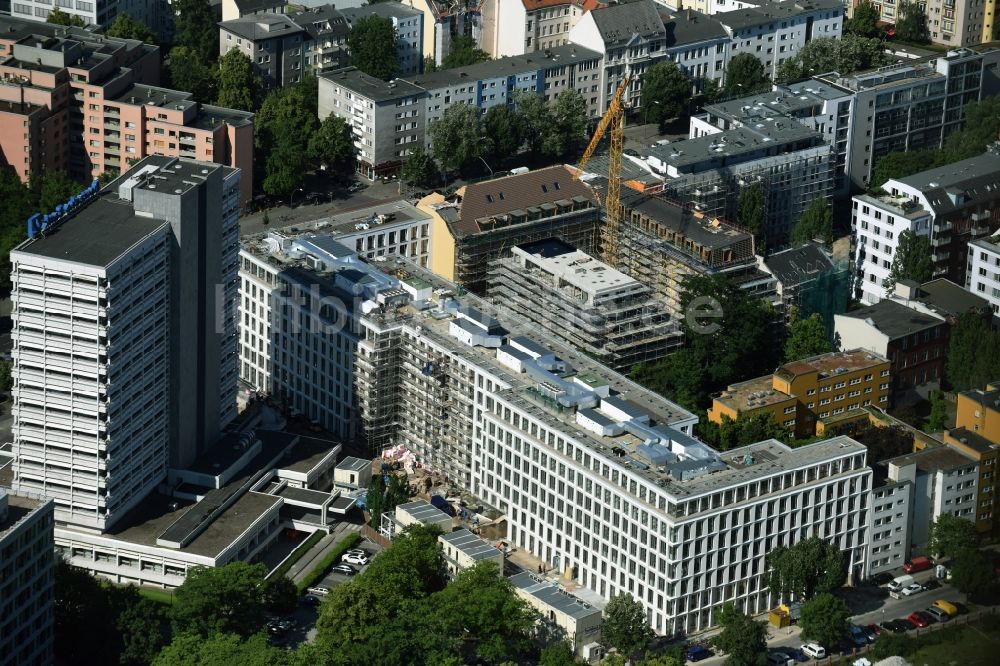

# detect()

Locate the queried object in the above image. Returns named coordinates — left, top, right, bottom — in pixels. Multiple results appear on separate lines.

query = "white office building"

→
left=867, top=474, right=912, bottom=576
left=346, top=258, right=872, bottom=635
left=966, top=233, right=1000, bottom=320
left=10, top=156, right=240, bottom=531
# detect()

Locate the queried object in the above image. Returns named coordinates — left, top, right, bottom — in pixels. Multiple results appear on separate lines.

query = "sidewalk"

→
left=286, top=522, right=360, bottom=584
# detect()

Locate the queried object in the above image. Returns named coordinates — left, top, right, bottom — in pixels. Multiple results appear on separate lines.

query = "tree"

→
left=46, top=7, right=86, bottom=26
left=482, top=105, right=523, bottom=162
left=799, top=593, right=851, bottom=650
left=950, top=548, right=995, bottom=597
left=365, top=472, right=387, bottom=528
left=544, top=90, right=588, bottom=159
left=737, top=181, right=764, bottom=246
left=216, top=50, right=258, bottom=112
left=630, top=349, right=705, bottom=413
left=845, top=1, right=883, bottom=39
left=791, top=199, right=833, bottom=246
left=539, top=642, right=579, bottom=666
left=35, top=171, right=83, bottom=214
left=255, top=80, right=319, bottom=197
left=700, top=78, right=721, bottom=106
left=153, top=633, right=292, bottom=666
left=883, top=230, right=933, bottom=294
left=514, top=92, right=553, bottom=158
left=946, top=312, right=1000, bottom=391
left=723, top=53, right=770, bottom=97
left=925, top=390, right=948, bottom=432
left=166, top=47, right=217, bottom=103
left=601, top=595, right=653, bottom=659
left=429, top=103, right=483, bottom=174
left=54, top=560, right=123, bottom=665
left=442, top=35, right=490, bottom=69
left=869, top=149, right=943, bottom=193
left=697, top=412, right=788, bottom=451
left=401, top=146, right=439, bottom=188
left=348, top=16, right=399, bottom=80
left=942, top=95, right=1000, bottom=163
left=106, top=13, right=157, bottom=43
left=309, top=114, right=355, bottom=173
left=929, top=514, right=978, bottom=560
left=0, top=166, right=35, bottom=292
left=641, top=61, right=690, bottom=125
left=784, top=311, right=832, bottom=362
left=170, top=562, right=287, bottom=638
left=173, top=0, right=220, bottom=63
left=767, top=537, right=845, bottom=601
left=712, top=603, right=767, bottom=666
left=117, top=598, right=167, bottom=666
left=895, top=1, right=931, bottom=43
left=777, top=36, right=888, bottom=83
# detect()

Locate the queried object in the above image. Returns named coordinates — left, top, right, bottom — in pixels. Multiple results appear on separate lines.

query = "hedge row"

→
left=268, top=530, right=326, bottom=581
left=296, top=531, right=362, bottom=594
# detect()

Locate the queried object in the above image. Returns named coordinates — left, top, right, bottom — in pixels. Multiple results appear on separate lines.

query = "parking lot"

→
left=312, top=537, right=382, bottom=591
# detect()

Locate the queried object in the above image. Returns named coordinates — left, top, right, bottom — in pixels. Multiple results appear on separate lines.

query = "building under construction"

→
left=421, top=165, right=600, bottom=294
left=601, top=190, right=774, bottom=317
left=487, top=239, right=683, bottom=371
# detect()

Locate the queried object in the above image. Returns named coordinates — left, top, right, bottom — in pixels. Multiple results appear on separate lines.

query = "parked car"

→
left=301, top=594, right=321, bottom=606
left=342, top=552, right=369, bottom=566
left=882, top=620, right=906, bottom=633
left=896, top=618, right=917, bottom=631
left=685, top=645, right=712, bottom=662
left=901, top=583, right=924, bottom=596
left=331, top=564, right=356, bottom=576
left=789, top=648, right=809, bottom=662
left=344, top=548, right=369, bottom=558
left=348, top=182, right=367, bottom=193
left=903, top=556, right=933, bottom=574
left=767, top=652, right=794, bottom=666
left=307, top=586, right=330, bottom=596
left=907, top=612, right=930, bottom=628
left=922, top=579, right=942, bottom=591
left=801, top=643, right=826, bottom=659
left=848, top=625, right=869, bottom=646
left=866, top=623, right=883, bottom=637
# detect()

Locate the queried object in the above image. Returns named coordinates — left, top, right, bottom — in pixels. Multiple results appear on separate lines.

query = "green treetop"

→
left=46, top=7, right=86, bottom=27
left=106, top=13, right=158, bottom=43
left=348, top=16, right=399, bottom=80
left=883, top=229, right=933, bottom=294
left=641, top=61, right=691, bottom=125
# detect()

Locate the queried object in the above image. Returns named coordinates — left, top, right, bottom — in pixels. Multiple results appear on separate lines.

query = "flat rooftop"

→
left=703, top=79, right=848, bottom=122
left=246, top=199, right=429, bottom=246
left=620, top=192, right=752, bottom=251
left=909, top=278, right=991, bottom=318
left=777, top=349, right=889, bottom=381
left=278, top=435, right=341, bottom=475
left=948, top=427, right=998, bottom=454
left=509, top=571, right=602, bottom=619
left=714, top=375, right=792, bottom=411
left=13, top=190, right=166, bottom=269
left=840, top=300, right=945, bottom=339
left=1, top=489, right=48, bottom=538
left=439, top=528, right=501, bottom=561
left=513, top=238, right=640, bottom=295
left=889, top=445, right=975, bottom=473
left=397, top=500, right=453, bottom=528
left=647, top=117, right=820, bottom=171
left=321, top=67, right=426, bottom=103
left=336, top=456, right=372, bottom=473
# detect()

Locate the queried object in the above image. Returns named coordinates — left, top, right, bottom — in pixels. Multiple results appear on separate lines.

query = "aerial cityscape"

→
left=1, top=0, right=1000, bottom=665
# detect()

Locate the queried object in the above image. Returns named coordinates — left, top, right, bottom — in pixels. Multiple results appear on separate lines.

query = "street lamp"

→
left=289, top=187, right=304, bottom=207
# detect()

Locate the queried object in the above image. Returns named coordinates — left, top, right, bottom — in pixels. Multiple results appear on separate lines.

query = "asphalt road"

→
left=690, top=575, right=968, bottom=665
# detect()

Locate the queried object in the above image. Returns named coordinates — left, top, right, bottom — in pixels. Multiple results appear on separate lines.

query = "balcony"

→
left=104, top=119, right=120, bottom=130
left=932, top=251, right=950, bottom=262
left=931, top=236, right=950, bottom=247
left=934, top=221, right=953, bottom=233
left=971, top=225, right=990, bottom=236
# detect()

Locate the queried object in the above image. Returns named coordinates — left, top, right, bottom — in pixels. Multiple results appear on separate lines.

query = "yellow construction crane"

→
left=577, top=75, right=630, bottom=268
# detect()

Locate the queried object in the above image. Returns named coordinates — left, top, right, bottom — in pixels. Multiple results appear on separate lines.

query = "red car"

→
left=907, top=612, right=929, bottom=628
left=867, top=623, right=883, bottom=636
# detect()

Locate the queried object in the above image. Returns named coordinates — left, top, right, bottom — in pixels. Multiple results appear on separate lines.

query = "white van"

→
left=887, top=574, right=915, bottom=597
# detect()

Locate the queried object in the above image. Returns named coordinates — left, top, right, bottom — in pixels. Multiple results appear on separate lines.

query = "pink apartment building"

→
left=0, top=17, right=255, bottom=206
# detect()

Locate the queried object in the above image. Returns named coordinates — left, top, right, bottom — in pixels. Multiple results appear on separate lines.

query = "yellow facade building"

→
left=948, top=382, right=1000, bottom=535
left=708, top=349, right=891, bottom=439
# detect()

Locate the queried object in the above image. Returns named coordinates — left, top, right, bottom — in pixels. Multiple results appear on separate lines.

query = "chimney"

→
left=894, top=279, right=919, bottom=301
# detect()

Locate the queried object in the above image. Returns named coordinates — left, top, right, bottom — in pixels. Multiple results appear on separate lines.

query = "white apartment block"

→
left=10, top=157, right=240, bottom=531
left=851, top=193, right=933, bottom=305
left=0, top=488, right=54, bottom=666
left=853, top=150, right=1000, bottom=304
left=967, top=234, right=1000, bottom=319
left=482, top=0, right=600, bottom=58
left=716, top=0, right=843, bottom=79
left=318, top=45, right=602, bottom=178
left=867, top=476, right=912, bottom=575
left=888, top=445, right=979, bottom=552
left=318, top=68, right=427, bottom=180
left=9, top=0, right=148, bottom=29
left=346, top=258, right=872, bottom=636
